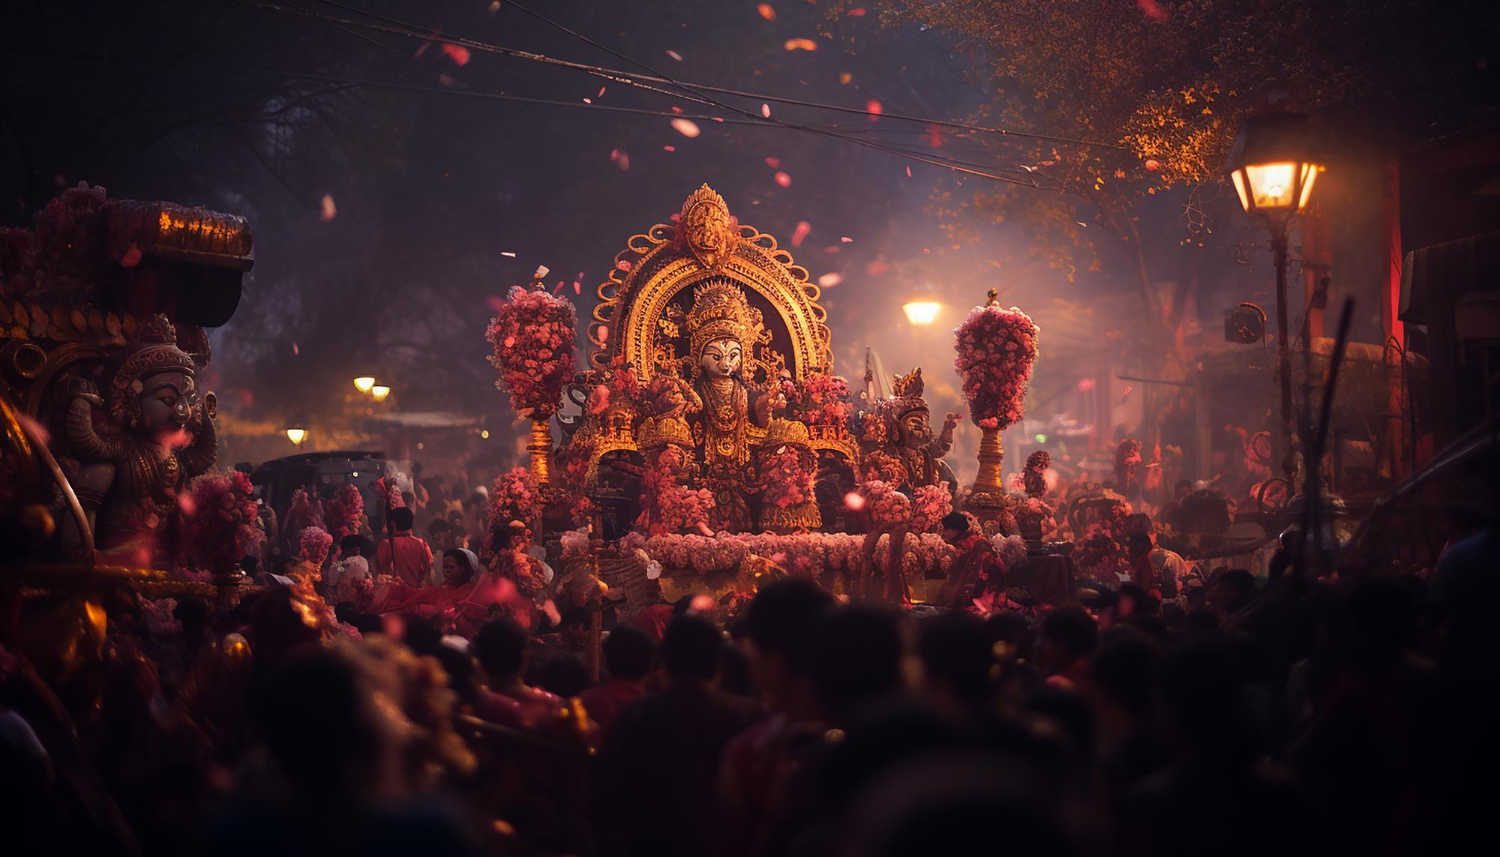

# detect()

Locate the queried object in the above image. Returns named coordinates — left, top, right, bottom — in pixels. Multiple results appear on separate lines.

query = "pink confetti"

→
left=906, top=165, right=912, bottom=178
left=761, top=103, right=772, bottom=118
left=840, top=236, right=853, bottom=243
left=441, top=43, right=471, bottom=66
left=774, top=171, right=792, bottom=187
left=583, top=98, right=592, bottom=104
left=501, top=251, right=517, bottom=258
left=671, top=106, right=684, bottom=114
left=817, top=272, right=843, bottom=288
left=671, top=118, right=701, bottom=138
left=292, top=342, right=300, bottom=355
left=765, top=156, right=781, bottom=168
left=319, top=193, right=337, bottom=222
left=666, top=49, right=683, bottom=61
left=1076, top=378, right=1097, bottom=392
left=757, top=3, right=776, bottom=20
left=552, top=281, right=565, bottom=294
left=663, top=144, right=676, bottom=152
left=866, top=99, right=883, bottom=117
left=598, top=325, right=610, bottom=343
left=573, top=281, right=582, bottom=294
left=791, top=220, right=811, bottom=246
left=597, top=86, right=606, bottom=97
left=610, top=148, right=631, bottom=171
left=848, top=6, right=866, bottom=16
left=616, top=260, right=633, bottom=272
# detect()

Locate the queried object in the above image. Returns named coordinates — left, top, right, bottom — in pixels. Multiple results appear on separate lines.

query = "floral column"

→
left=486, top=271, right=578, bottom=486
left=954, top=289, right=1039, bottom=524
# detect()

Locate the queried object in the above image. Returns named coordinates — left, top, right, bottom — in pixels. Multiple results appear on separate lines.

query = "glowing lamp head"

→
left=353, top=376, right=376, bottom=393
left=903, top=300, right=941, bottom=325
left=286, top=427, right=307, bottom=446
left=371, top=385, right=391, bottom=402
left=481, top=429, right=490, bottom=439
left=1225, top=110, right=1322, bottom=222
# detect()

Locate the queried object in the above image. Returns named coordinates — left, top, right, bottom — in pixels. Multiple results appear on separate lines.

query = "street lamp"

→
left=285, top=423, right=307, bottom=446
left=902, top=300, right=941, bottom=326
left=370, top=384, right=391, bottom=402
left=353, top=375, right=376, bottom=393
left=1226, top=109, right=1323, bottom=482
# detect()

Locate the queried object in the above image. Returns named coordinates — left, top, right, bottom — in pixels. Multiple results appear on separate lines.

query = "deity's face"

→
left=138, top=370, right=196, bottom=433
left=899, top=410, right=932, bottom=448
left=700, top=337, right=743, bottom=379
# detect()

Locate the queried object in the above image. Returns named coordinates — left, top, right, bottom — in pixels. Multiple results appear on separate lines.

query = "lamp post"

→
left=902, top=300, right=941, bottom=326
left=1226, top=109, right=1322, bottom=484
left=353, top=375, right=376, bottom=394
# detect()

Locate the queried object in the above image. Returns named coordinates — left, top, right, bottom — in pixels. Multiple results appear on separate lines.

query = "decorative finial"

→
left=985, top=288, right=999, bottom=306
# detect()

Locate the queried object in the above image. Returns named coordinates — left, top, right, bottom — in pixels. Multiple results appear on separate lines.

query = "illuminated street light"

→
left=903, top=300, right=941, bottom=325
left=371, top=385, right=391, bottom=402
left=1226, top=108, right=1322, bottom=483
left=353, top=376, right=376, bottom=393
left=285, top=426, right=307, bottom=446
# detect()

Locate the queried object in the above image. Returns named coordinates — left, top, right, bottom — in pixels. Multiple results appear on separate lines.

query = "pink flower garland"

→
left=782, top=373, right=854, bottom=427
left=178, top=471, right=264, bottom=572
left=858, top=480, right=912, bottom=529
left=910, top=483, right=953, bottom=533
left=486, top=285, right=577, bottom=419
left=759, top=445, right=815, bottom=509
left=953, top=302, right=1039, bottom=429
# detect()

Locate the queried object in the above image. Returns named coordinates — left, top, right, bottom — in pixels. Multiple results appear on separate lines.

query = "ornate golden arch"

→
left=589, top=185, right=833, bottom=381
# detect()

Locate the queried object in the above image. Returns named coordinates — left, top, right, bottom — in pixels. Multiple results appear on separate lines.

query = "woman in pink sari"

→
left=371, top=548, right=532, bottom=638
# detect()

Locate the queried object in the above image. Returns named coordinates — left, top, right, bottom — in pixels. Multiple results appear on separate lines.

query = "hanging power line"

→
left=264, top=0, right=1122, bottom=150
left=254, top=0, right=1066, bottom=186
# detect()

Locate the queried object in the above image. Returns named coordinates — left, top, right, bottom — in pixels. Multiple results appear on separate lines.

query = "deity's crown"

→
left=636, top=415, right=695, bottom=451
left=686, top=280, right=762, bottom=362
left=884, top=368, right=929, bottom=420
left=110, top=313, right=196, bottom=423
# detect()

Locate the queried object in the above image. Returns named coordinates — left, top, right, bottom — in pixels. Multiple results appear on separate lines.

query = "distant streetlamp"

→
left=1227, top=109, right=1323, bottom=481
left=902, top=300, right=942, bottom=326
left=285, top=425, right=307, bottom=446
left=370, top=385, right=391, bottom=402
left=353, top=375, right=376, bottom=393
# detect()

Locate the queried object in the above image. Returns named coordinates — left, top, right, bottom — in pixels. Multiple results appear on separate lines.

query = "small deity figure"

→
left=1017, top=450, right=1057, bottom=543
left=880, top=368, right=959, bottom=499
left=65, top=314, right=217, bottom=559
left=683, top=282, right=780, bottom=531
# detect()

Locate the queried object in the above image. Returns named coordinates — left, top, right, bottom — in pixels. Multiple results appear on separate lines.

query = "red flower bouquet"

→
left=858, top=480, right=912, bottom=529
left=486, top=285, right=577, bottom=419
left=759, top=444, right=816, bottom=510
left=954, top=301, right=1039, bottom=429
left=178, top=471, right=264, bottom=572
left=488, top=467, right=543, bottom=531
left=297, top=526, right=334, bottom=567
left=324, top=483, right=364, bottom=541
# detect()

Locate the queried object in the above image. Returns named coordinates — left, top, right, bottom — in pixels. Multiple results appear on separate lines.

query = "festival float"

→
left=483, top=185, right=1053, bottom=617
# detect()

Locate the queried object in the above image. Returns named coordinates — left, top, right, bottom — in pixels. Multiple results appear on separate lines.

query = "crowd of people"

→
left=3, top=512, right=1497, bottom=856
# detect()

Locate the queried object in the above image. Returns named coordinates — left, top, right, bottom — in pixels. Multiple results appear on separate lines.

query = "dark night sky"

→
left=3, top=0, right=1231, bottom=472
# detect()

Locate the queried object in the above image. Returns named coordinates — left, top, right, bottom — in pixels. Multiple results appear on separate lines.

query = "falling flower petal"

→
left=666, top=49, right=683, bottom=61
left=818, top=272, right=843, bottom=288
left=671, top=118, right=701, bottom=138
left=441, top=43, right=471, bottom=66
left=1136, top=0, right=1168, bottom=21
left=598, top=325, right=609, bottom=343
left=573, top=281, right=582, bottom=294
left=840, top=236, right=853, bottom=243
left=597, top=86, right=606, bottom=97
left=783, top=38, right=818, bottom=51
left=616, top=260, right=633, bottom=272
left=840, top=72, right=853, bottom=85
left=761, top=103, right=772, bottom=118
left=663, top=144, right=676, bottom=152
left=610, top=148, right=631, bottom=171
left=765, top=156, right=781, bottom=168
left=757, top=3, right=776, bottom=21
left=906, top=165, right=912, bottom=178
left=501, top=251, right=517, bottom=258
left=292, top=342, right=299, bottom=355
left=791, top=220, right=811, bottom=246
left=319, top=194, right=337, bottom=221
left=848, top=6, right=866, bottom=15
left=866, top=98, right=883, bottom=117
left=774, top=171, right=792, bottom=187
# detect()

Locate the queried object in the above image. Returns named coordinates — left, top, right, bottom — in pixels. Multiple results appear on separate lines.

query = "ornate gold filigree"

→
left=589, top=185, right=833, bottom=381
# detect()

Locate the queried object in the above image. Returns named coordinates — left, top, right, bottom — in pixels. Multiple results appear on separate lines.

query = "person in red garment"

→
left=471, top=617, right=564, bottom=731
left=579, top=625, right=656, bottom=738
left=374, top=506, right=432, bottom=588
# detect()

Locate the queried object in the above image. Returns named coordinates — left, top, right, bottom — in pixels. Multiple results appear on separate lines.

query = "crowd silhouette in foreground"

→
left=2, top=526, right=1498, bottom=857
